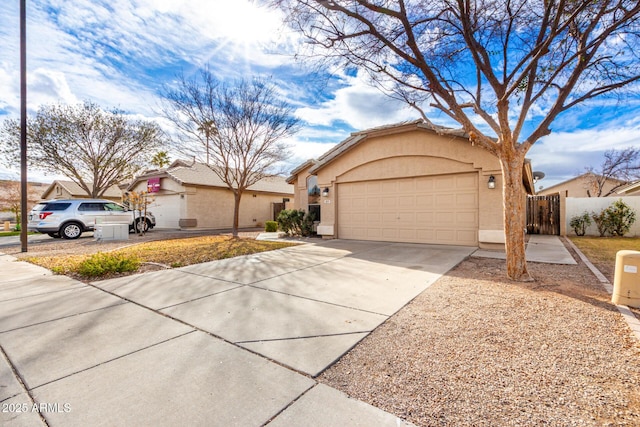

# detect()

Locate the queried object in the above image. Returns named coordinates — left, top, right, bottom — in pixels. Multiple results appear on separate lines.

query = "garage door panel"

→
left=415, top=229, right=436, bottom=240
left=366, top=182, right=382, bottom=193
left=366, top=197, right=381, bottom=208
left=381, top=196, right=397, bottom=208
left=415, top=176, right=435, bottom=190
left=456, top=174, right=478, bottom=189
left=435, top=211, right=456, bottom=225
left=382, top=228, right=398, bottom=239
left=435, top=176, right=456, bottom=190
left=398, top=195, right=415, bottom=208
left=398, top=212, right=415, bottom=225
left=435, top=194, right=455, bottom=206
left=416, top=211, right=435, bottom=224
left=456, top=192, right=477, bottom=208
left=456, top=211, right=478, bottom=227
left=338, top=173, right=479, bottom=246
left=381, top=181, right=399, bottom=193
left=456, top=230, right=477, bottom=243
left=366, top=212, right=382, bottom=224
left=382, top=213, right=397, bottom=223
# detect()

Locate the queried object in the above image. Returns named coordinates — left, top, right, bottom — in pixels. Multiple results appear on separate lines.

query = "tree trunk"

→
left=232, top=191, right=241, bottom=238
left=500, top=154, right=533, bottom=282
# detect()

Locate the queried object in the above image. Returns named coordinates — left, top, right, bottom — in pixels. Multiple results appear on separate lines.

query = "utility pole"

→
left=20, top=0, right=28, bottom=252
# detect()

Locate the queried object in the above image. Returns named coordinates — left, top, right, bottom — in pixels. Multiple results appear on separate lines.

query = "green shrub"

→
left=77, top=252, right=140, bottom=277
left=277, top=209, right=303, bottom=235
left=277, top=209, right=316, bottom=236
left=591, top=210, right=612, bottom=237
left=299, top=210, right=316, bottom=237
left=265, top=221, right=278, bottom=232
left=569, top=212, right=591, bottom=236
left=605, top=199, right=636, bottom=237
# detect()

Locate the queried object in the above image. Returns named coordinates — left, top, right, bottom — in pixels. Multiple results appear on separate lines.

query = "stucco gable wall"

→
left=314, top=129, right=500, bottom=181
left=335, top=156, right=480, bottom=183
left=185, top=186, right=289, bottom=229
left=538, top=175, right=624, bottom=197
left=290, top=164, right=315, bottom=211
left=310, top=129, right=504, bottom=239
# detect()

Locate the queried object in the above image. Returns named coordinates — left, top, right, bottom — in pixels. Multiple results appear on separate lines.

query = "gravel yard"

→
left=319, top=244, right=640, bottom=426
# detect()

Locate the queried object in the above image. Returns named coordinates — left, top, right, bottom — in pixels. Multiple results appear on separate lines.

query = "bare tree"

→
left=0, top=102, right=166, bottom=198
left=0, top=180, right=40, bottom=226
left=583, top=148, right=640, bottom=197
left=160, top=69, right=299, bottom=237
left=268, top=0, right=640, bottom=280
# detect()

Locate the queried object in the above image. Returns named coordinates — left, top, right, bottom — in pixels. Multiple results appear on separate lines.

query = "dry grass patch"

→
left=26, top=235, right=295, bottom=278
left=569, top=236, right=640, bottom=281
left=570, top=236, right=640, bottom=265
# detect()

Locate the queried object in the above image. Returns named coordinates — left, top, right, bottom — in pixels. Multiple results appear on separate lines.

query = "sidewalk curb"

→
left=564, top=237, right=640, bottom=343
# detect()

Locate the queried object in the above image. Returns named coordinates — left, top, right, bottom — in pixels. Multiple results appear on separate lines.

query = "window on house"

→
left=307, top=175, right=320, bottom=204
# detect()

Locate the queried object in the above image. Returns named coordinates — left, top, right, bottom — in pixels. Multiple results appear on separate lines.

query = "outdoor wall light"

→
left=322, top=187, right=330, bottom=197
left=488, top=175, right=496, bottom=189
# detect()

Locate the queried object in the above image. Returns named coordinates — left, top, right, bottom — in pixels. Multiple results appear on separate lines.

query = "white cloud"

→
left=528, top=125, right=640, bottom=188
left=29, top=68, right=79, bottom=106
left=296, top=72, right=418, bottom=130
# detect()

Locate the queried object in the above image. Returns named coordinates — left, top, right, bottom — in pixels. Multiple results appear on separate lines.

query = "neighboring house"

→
left=41, top=180, right=122, bottom=202
left=616, top=180, right=640, bottom=196
left=287, top=120, right=535, bottom=248
left=0, top=180, right=47, bottom=222
left=126, top=160, right=293, bottom=229
left=537, top=173, right=627, bottom=197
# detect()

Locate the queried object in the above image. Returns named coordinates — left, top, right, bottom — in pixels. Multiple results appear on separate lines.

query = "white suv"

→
left=28, top=199, right=156, bottom=239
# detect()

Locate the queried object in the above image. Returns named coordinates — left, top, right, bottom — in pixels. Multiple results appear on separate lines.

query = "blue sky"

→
left=1, top=0, right=640, bottom=190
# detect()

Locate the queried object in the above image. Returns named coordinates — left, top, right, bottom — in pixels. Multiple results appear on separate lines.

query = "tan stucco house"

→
left=616, top=180, right=640, bottom=196
left=287, top=120, right=534, bottom=248
left=537, top=173, right=627, bottom=197
left=41, top=180, right=122, bottom=202
left=127, top=160, right=293, bottom=229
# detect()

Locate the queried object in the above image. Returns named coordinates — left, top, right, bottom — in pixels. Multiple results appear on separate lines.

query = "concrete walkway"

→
left=472, top=234, right=577, bottom=264
left=1, top=240, right=477, bottom=426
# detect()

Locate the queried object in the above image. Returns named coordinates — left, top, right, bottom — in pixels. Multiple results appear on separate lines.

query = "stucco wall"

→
left=307, top=128, right=504, bottom=242
left=130, top=178, right=289, bottom=229
left=566, top=196, right=640, bottom=237
left=539, top=176, right=623, bottom=198
left=184, top=186, right=290, bottom=229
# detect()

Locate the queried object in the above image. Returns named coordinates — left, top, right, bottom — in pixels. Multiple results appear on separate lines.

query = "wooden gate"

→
left=526, top=194, right=560, bottom=235
left=272, top=202, right=285, bottom=221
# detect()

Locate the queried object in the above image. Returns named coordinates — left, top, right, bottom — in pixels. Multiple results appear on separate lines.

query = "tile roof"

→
left=43, top=180, right=122, bottom=199
left=132, top=161, right=293, bottom=195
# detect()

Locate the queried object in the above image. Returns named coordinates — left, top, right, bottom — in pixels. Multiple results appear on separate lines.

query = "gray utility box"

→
left=94, top=223, right=129, bottom=241
left=613, top=250, right=640, bottom=308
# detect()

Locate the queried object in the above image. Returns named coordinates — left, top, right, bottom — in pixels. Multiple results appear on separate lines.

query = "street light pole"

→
left=20, top=0, right=28, bottom=252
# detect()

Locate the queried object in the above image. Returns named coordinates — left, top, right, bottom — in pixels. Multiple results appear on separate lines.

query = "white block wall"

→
left=566, top=196, right=640, bottom=237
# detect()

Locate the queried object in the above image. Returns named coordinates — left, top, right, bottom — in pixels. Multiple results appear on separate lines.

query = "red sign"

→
left=147, top=178, right=160, bottom=193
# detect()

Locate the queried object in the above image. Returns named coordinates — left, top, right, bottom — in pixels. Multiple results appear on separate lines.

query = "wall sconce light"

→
left=488, top=175, right=496, bottom=189
left=321, top=187, right=330, bottom=197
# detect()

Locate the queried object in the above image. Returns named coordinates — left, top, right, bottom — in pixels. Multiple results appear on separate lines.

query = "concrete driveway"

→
left=1, top=240, right=473, bottom=426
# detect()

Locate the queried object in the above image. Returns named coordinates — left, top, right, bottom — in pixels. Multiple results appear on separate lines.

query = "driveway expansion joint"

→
left=245, top=283, right=389, bottom=317
left=0, top=301, right=127, bottom=334
left=0, top=343, right=50, bottom=426
left=156, top=284, right=246, bottom=310
left=29, top=331, right=197, bottom=391
left=236, top=330, right=373, bottom=344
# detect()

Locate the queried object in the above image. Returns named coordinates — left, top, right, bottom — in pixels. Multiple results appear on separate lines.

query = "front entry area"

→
left=337, top=173, right=479, bottom=246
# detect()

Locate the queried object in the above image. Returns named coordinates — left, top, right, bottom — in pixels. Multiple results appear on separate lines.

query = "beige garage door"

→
left=337, top=173, right=478, bottom=246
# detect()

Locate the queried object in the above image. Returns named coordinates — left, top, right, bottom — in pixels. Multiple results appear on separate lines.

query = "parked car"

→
left=27, top=199, right=156, bottom=239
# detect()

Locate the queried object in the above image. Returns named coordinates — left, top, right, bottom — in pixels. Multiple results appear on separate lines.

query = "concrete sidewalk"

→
left=2, top=240, right=478, bottom=426
left=472, top=234, right=577, bottom=264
